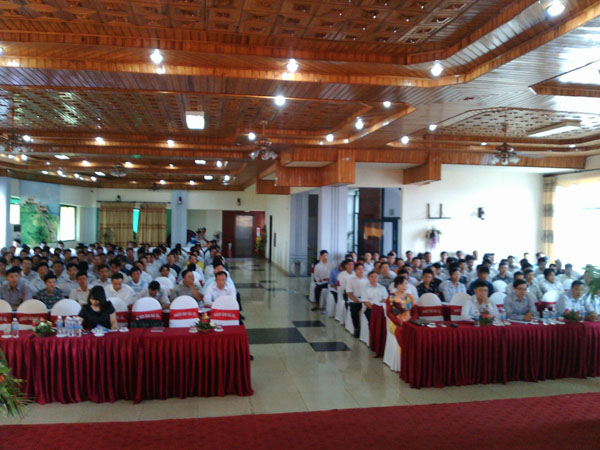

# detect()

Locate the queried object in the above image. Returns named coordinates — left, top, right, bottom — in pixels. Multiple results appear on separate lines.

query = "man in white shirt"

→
left=362, top=270, right=389, bottom=322
left=127, top=266, right=149, bottom=296
left=440, top=268, right=466, bottom=303
left=377, top=262, right=396, bottom=290
left=203, top=263, right=235, bottom=293
left=30, top=263, right=49, bottom=293
left=134, top=280, right=170, bottom=309
left=203, top=271, right=236, bottom=307
left=52, top=260, right=69, bottom=284
left=134, top=260, right=154, bottom=285
left=20, top=257, right=41, bottom=287
left=558, top=264, right=580, bottom=283
left=346, top=263, right=368, bottom=337
left=91, top=264, right=112, bottom=289
left=362, top=252, right=374, bottom=274
left=557, top=280, right=586, bottom=315
left=69, top=271, right=91, bottom=305
left=58, top=263, right=79, bottom=297
left=460, top=279, right=500, bottom=321
left=105, top=273, right=135, bottom=306
left=312, top=250, right=332, bottom=311
left=337, top=259, right=354, bottom=304
left=538, top=269, right=562, bottom=295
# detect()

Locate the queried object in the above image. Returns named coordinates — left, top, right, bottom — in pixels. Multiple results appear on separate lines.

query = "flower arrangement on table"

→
left=0, top=349, right=29, bottom=417
left=195, top=313, right=215, bottom=332
left=32, top=319, right=56, bottom=337
left=479, top=313, right=495, bottom=326
left=562, top=310, right=582, bottom=323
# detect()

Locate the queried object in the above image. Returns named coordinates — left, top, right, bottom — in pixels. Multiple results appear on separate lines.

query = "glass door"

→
left=359, top=218, right=398, bottom=255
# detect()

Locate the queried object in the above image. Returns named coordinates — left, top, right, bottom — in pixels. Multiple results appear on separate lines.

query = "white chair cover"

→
left=383, top=316, right=401, bottom=372
left=0, top=299, right=12, bottom=331
left=211, top=295, right=240, bottom=326
left=416, top=293, right=444, bottom=322
left=131, top=297, right=163, bottom=321
left=449, top=293, right=472, bottom=321
left=542, top=290, right=560, bottom=304
left=155, top=276, right=174, bottom=293
left=359, top=304, right=370, bottom=346
left=344, top=304, right=355, bottom=334
left=562, top=279, right=574, bottom=291
left=489, top=292, right=507, bottom=312
left=169, top=295, right=199, bottom=328
left=326, top=289, right=336, bottom=318
left=318, top=285, right=328, bottom=309
left=335, top=286, right=346, bottom=324
left=110, top=297, right=130, bottom=327
left=492, top=280, right=507, bottom=293
left=16, top=299, right=49, bottom=330
left=50, top=299, right=81, bottom=321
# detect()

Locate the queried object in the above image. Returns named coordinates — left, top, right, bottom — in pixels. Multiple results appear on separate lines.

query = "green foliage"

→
left=20, top=198, right=58, bottom=246
left=583, top=265, right=600, bottom=300
left=0, top=349, right=29, bottom=417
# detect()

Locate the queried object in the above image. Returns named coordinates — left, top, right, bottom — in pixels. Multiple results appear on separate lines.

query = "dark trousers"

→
left=349, top=302, right=362, bottom=332
left=331, top=290, right=338, bottom=304
left=314, top=282, right=327, bottom=305
left=364, top=307, right=371, bottom=323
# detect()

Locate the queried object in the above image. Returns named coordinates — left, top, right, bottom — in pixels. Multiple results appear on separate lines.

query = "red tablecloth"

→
left=1, top=326, right=252, bottom=404
left=137, top=326, right=253, bottom=401
left=369, top=305, right=386, bottom=358
left=400, top=321, right=599, bottom=388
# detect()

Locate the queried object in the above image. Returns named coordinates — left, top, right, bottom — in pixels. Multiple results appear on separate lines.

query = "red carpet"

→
left=3, top=393, right=600, bottom=449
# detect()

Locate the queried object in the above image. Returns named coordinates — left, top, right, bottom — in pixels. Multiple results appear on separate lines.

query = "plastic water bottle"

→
left=75, top=317, right=82, bottom=337
left=581, top=309, right=587, bottom=323
left=543, top=309, right=549, bottom=325
left=11, top=318, right=19, bottom=338
left=56, top=316, right=64, bottom=337
left=473, top=310, right=480, bottom=327
left=66, top=316, right=73, bottom=337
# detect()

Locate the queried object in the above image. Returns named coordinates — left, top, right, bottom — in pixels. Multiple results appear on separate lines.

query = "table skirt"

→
left=369, top=305, right=386, bottom=358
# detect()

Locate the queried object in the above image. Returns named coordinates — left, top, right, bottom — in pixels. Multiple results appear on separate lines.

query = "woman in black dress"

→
left=79, top=285, right=118, bottom=330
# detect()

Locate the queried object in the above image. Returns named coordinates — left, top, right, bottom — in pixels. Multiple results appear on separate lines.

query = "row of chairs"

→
left=0, top=295, right=240, bottom=331
left=492, top=278, right=574, bottom=294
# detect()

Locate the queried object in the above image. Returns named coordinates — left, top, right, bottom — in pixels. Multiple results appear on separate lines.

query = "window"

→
left=59, top=205, right=77, bottom=241
left=9, top=197, right=19, bottom=226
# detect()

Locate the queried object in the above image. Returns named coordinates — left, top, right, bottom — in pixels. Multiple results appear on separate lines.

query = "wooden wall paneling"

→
left=403, top=153, right=442, bottom=185
left=256, top=179, right=291, bottom=195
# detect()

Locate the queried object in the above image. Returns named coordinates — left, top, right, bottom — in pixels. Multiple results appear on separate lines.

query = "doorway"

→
left=234, top=215, right=254, bottom=257
left=358, top=218, right=399, bottom=255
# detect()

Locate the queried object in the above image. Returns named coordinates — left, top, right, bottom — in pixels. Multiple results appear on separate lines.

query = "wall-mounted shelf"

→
left=427, top=203, right=452, bottom=220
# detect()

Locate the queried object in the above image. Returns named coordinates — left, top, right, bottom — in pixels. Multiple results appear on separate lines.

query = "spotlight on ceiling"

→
left=94, top=171, right=105, bottom=177
left=22, top=135, right=32, bottom=142
left=167, top=139, right=174, bottom=147
left=189, top=180, right=195, bottom=185
left=248, top=132, right=256, bottom=141
left=159, top=179, right=166, bottom=185
left=41, top=170, right=49, bottom=175
left=274, top=95, right=286, bottom=106
left=546, top=1, right=566, bottom=17
left=430, top=62, right=444, bottom=77
left=95, top=136, right=105, bottom=144
left=344, top=138, right=349, bottom=144
left=326, top=133, right=334, bottom=143
left=82, top=160, right=91, bottom=166
left=55, top=154, right=70, bottom=160
left=286, top=58, right=299, bottom=73
left=90, top=176, right=97, bottom=182
left=383, top=101, right=391, bottom=108
left=400, top=135, right=410, bottom=145
left=124, top=161, right=133, bottom=168
left=355, top=118, right=364, bottom=130
left=224, top=175, right=231, bottom=182
left=481, top=142, right=488, bottom=146
left=195, top=159, right=206, bottom=165
left=185, top=111, right=205, bottom=130
left=21, top=154, right=28, bottom=161
left=428, top=124, right=438, bottom=132
left=150, top=49, right=164, bottom=65
left=216, top=160, right=223, bottom=168
left=204, top=175, right=214, bottom=181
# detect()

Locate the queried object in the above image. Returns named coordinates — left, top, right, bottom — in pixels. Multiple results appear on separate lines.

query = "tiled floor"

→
left=2, top=257, right=600, bottom=425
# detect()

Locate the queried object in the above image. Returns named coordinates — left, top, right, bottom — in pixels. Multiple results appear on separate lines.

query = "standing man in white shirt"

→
left=312, top=250, right=332, bottom=311
left=361, top=270, right=389, bottom=322
left=346, top=263, right=368, bottom=338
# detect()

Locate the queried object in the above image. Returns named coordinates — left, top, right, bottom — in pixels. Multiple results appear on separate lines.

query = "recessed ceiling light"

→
left=204, top=175, right=214, bottom=181
left=286, top=58, right=298, bottom=73
left=216, top=160, right=223, bottom=168
left=319, top=141, right=323, bottom=145
left=248, top=132, right=256, bottom=141
left=326, top=133, right=334, bottom=143
left=195, top=159, right=206, bottom=165
left=344, top=138, right=349, bottom=144
left=91, top=176, right=97, bottom=182
left=401, top=135, right=410, bottom=145
left=55, top=154, right=70, bottom=160
left=57, top=170, right=65, bottom=177
left=224, top=175, right=231, bottom=182
left=185, top=111, right=205, bottom=130
left=167, top=139, right=174, bottom=147
left=7, top=154, right=14, bottom=160
left=430, top=62, right=444, bottom=77
left=168, top=164, right=174, bottom=168
left=428, top=124, right=438, bottom=131
left=82, top=160, right=91, bottom=166
left=7, top=60, right=19, bottom=67
left=569, top=144, right=576, bottom=148
left=528, top=120, right=580, bottom=138
left=383, top=101, right=391, bottom=108
left=21, top=154, right=28, bottom=161
left=124, top=161, right=133, bottom=168
left=94, top=171, right=105, bottom=177
left=355, top=118, right=364, bottom=130
left=22, top=135, right=32, bottom=142
left=274, top=95, right=286, bottom=106
left=74, top=173, right=80, bottom=179
left=45, top=161, right=51, bottom=166
left=150, top=49, right=163, bottom=65
left=41, top=170, right=49, bottom=175
left=189, top=180, right=195, bottom=185
left=547, top=1, right=566, bottom=17
left=95, top=136, right=105, bottom=144
left=159, top=179, right=166, bottom=185
left=131, top=180, right=137, bottom=184
left=156, top=66, right=165, bottom=75
left=481, top=142, right=488, bottom=146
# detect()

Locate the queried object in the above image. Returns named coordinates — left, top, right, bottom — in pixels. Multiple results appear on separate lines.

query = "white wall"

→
left=401, top=165, right=543, bottom=257
left=585, top=155, right=600, bottom=170
left=263, top=194, right=291, bottom=273
left=187, top=209, right=223, bottom=240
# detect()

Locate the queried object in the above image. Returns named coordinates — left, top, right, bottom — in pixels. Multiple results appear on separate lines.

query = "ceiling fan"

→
left=487, top=123, right=546, bottom=165
left=109, top=164, right=127, bottom=177
left=249, top=120, right=278, bottom=160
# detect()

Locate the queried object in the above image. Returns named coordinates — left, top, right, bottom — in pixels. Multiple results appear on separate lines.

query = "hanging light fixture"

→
left=249, top=120, right=278, bottom=160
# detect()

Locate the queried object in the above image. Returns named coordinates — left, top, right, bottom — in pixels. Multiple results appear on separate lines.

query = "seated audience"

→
left=105, top=273, right=135, bottom=306
left=91, top=264, right=111, bottom=289
left=461, top=279, right=500, bottom=321
left=203, top=271, right=236, bottom=307
left=417, top=268, right=441, bottom=297
left=504, top=279, right=538, bottom=321
left=538, top=268, right=562, bottom=294
left=174, top=269, right=203, bottom=302
left=439, top=268, right=466, bottom=303
left=467, top=266, right=494, bottom=296
left=362, top=270, right=389, bottom=322
left=79, top=285, right=118, bottom=330
left=127, top=266, right=149, bottom=296
left=492, top=261, right=513, bottom=284
left=1, top=267, right=32, bottom=309
left=34, top=273, right=65, bottom=309
left=377, top=262, right=396, bottom=290
left=312, top=250, right=332, bottom=311
left=70, top=271, right=91, bottom=305
left=557, top=280, right=586, bottom=315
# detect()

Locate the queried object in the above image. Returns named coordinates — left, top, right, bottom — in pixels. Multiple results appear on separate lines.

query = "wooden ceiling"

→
left=0, top=0, right=599, bottom=189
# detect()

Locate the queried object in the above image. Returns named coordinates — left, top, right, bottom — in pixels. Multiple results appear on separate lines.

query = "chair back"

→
left=0, top=299, right=12, bottom=327
left=562, top=279, right=574, bottom=291
left=50, top=299, right=81, bottom=322
left=492, top=280, right=507, bottom=293
left=109, top=297, right=130, bottom=327
left=155, top=276, right=174, bottom=292
left=489, top=292, right=507, bottom=312
left=192, top=271, right=203, bottom=286
left=449, top=293, right=472, bottom=321
left=416, top=293, right=443, bottom=321
left=169, top=295, right=200, bottom=328
left=211, top=295, right=240, bottom=326
left=542, top=290, right=560, bottom=304
left=131, top=297, right=163, bottom=321
left=16, top=300, right=49, bottom=327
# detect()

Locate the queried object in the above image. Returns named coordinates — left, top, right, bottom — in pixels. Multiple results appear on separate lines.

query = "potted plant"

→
left=425, top=228, right=442, bottom=249
left=0, top=350, right=29, bottom=417
left=32, top=319, right=56, bottom=337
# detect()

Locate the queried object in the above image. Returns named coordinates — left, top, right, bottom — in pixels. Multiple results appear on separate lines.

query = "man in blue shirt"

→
left=468, top=265, right=494, bottom=296
left=504, top=279, right=537, bottom=321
